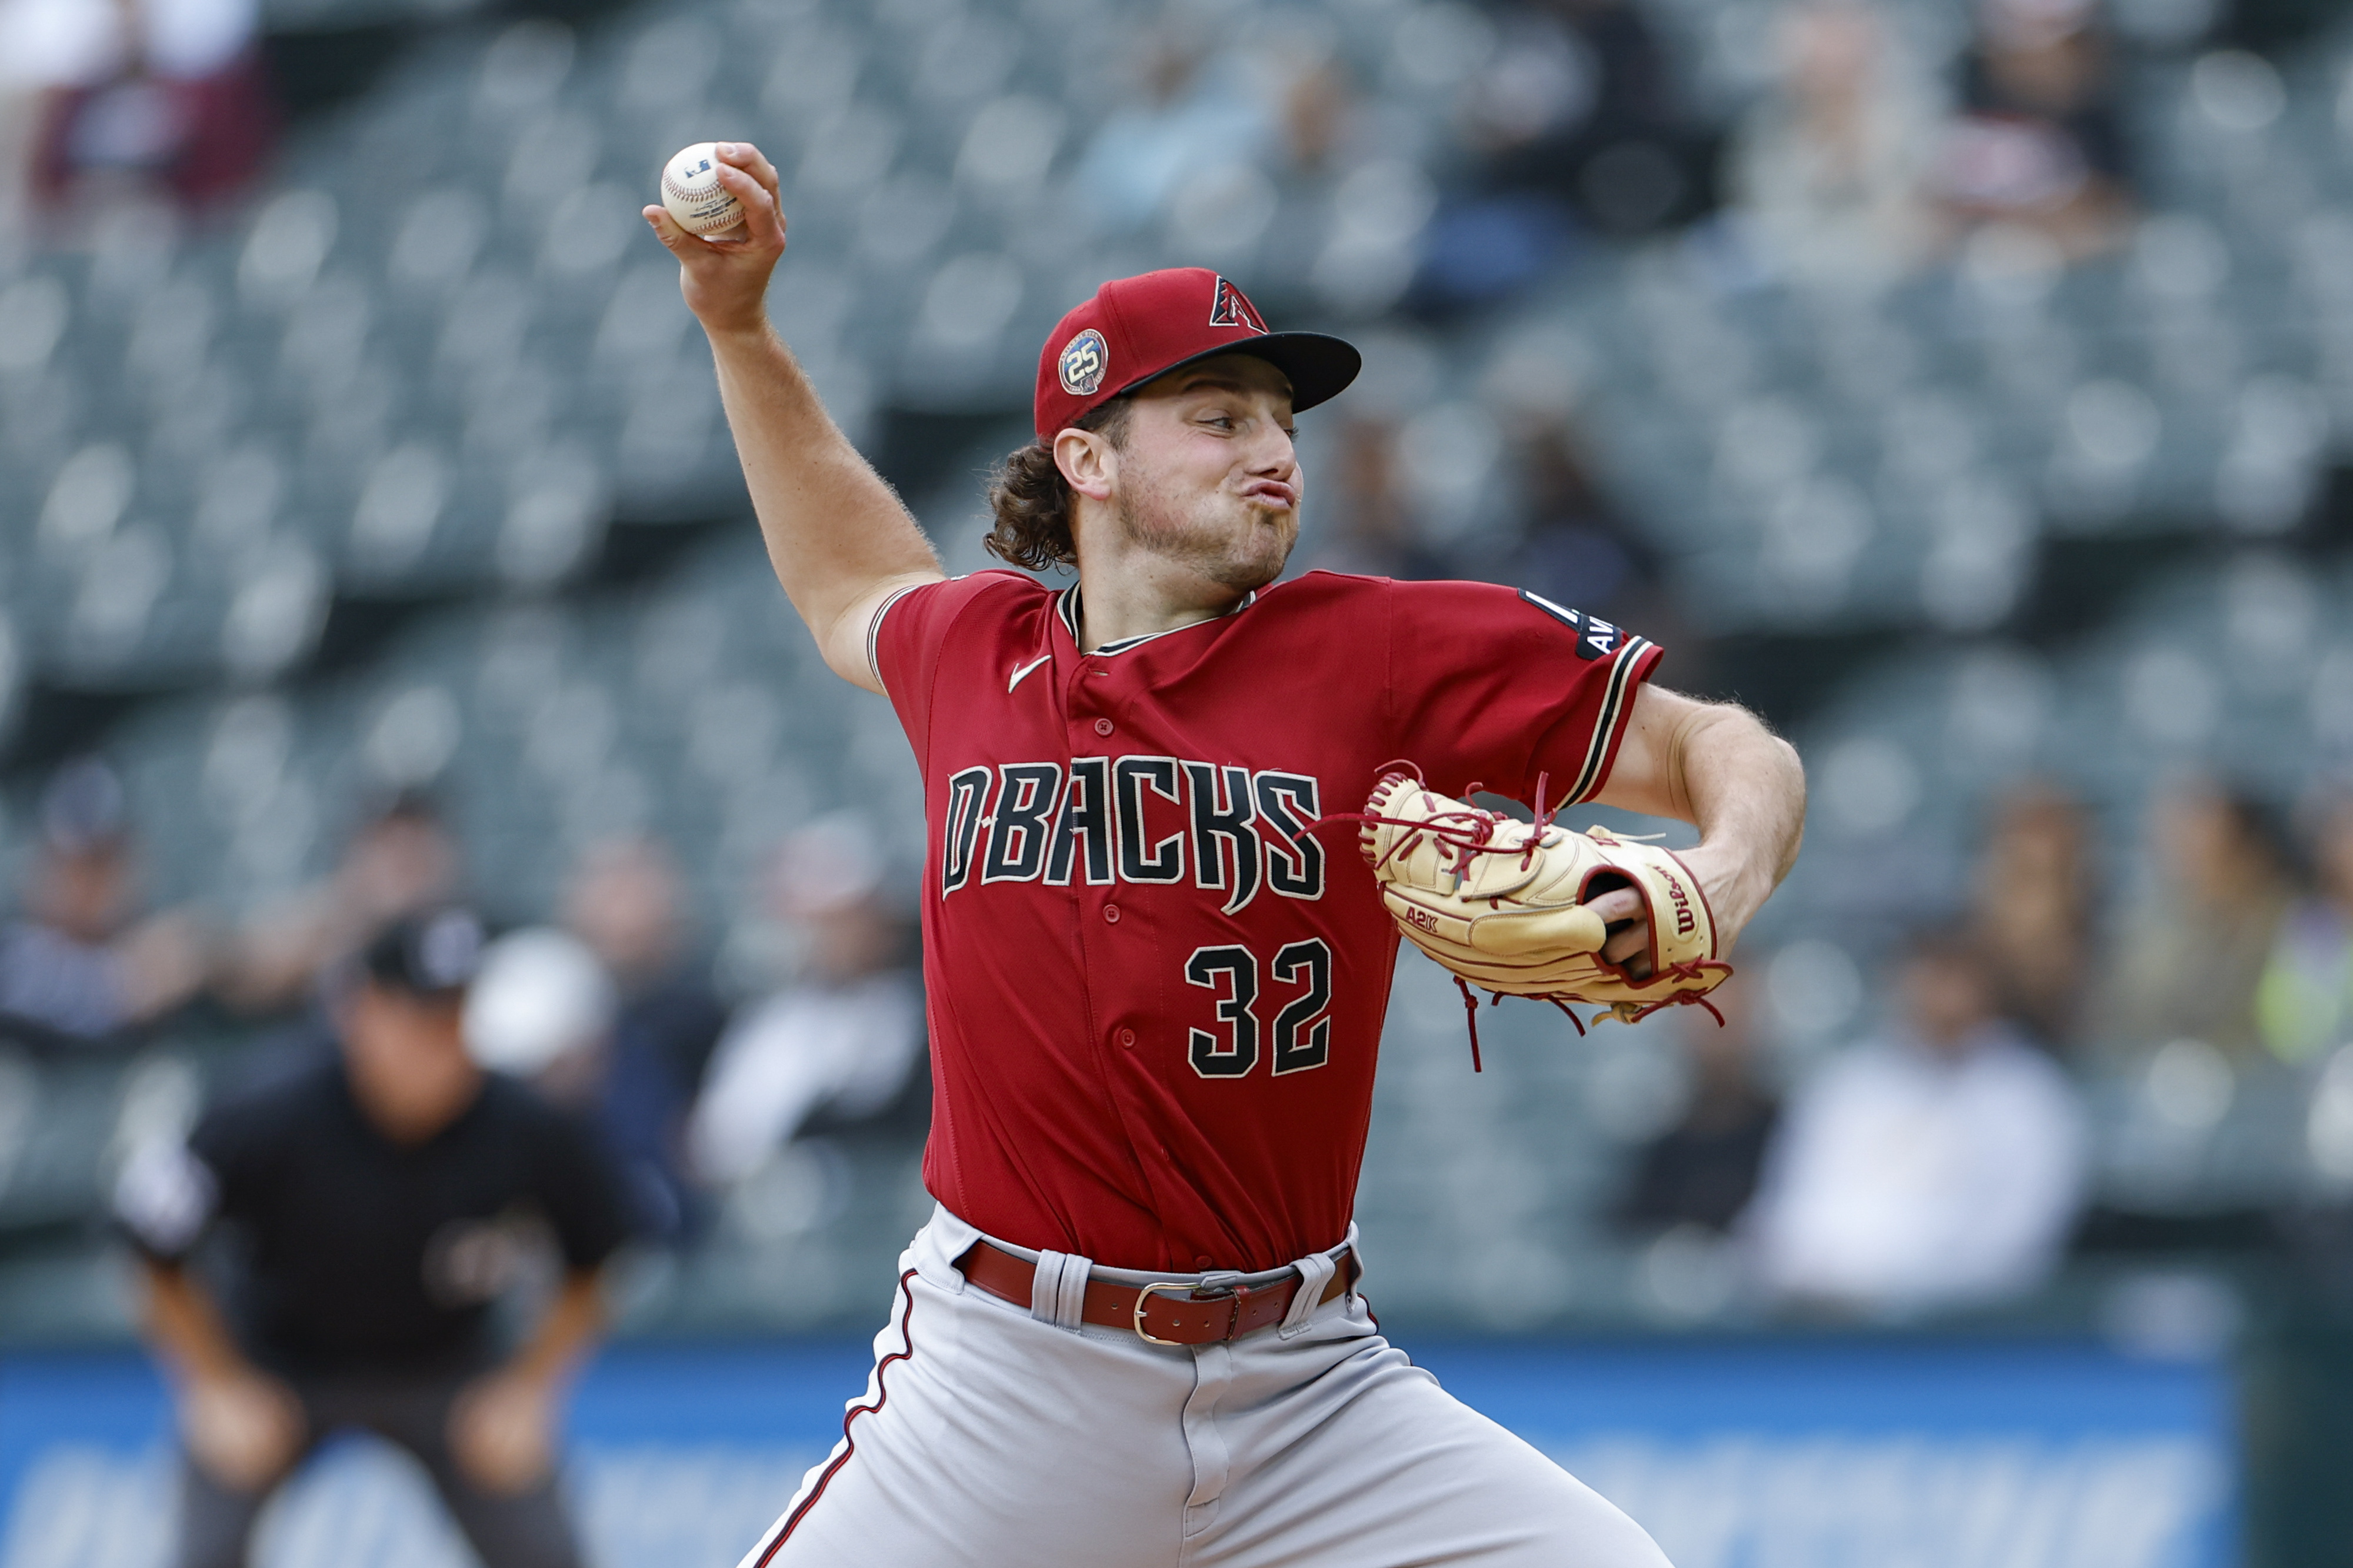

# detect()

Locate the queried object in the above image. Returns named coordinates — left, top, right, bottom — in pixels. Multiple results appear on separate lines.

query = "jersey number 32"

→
left=1183, top=940, right=1332, bottom=1080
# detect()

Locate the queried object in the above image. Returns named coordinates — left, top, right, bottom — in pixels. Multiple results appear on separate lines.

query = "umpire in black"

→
left=114, top=907, right=635, bottom=1568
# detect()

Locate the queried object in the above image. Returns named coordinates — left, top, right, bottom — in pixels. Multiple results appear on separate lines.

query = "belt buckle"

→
left=1134, top=1280, right=1243, bottom=1345
left=1132, top=1281, right=1194, bottom=1346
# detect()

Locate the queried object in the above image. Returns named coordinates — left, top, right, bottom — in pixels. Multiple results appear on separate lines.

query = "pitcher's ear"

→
left=1054, top=428, right=1116, bottom=502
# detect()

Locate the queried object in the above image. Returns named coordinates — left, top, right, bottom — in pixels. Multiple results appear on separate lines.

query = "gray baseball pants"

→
left=174, top=1367, right=581, bottom=1568
left=739, top=1204, right=1672, bottom=1568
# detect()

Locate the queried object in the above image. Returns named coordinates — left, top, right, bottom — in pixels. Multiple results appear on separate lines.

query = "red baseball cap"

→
left=1033, top=268, right=1361, bottom=442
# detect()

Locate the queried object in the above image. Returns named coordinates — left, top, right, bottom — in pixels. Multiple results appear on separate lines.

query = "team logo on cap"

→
left=1058, top=328, right=1109, bottom=396
left=1208, top=275, right=1268, bottom=333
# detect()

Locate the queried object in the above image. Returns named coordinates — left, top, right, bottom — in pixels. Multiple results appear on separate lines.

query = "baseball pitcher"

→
left=644, top=145, right=1805, bottom=1568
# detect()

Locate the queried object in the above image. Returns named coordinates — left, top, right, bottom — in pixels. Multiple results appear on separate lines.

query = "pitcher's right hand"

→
left=644, top=141, right=787, bottom=338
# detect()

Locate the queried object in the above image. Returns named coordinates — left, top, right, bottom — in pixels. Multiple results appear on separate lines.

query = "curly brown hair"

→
left=982, top=397, right=1134, bottom=572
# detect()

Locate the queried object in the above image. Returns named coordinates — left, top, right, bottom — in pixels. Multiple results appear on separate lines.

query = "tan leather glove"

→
left=1361, top=771, right=1732, bottom=1046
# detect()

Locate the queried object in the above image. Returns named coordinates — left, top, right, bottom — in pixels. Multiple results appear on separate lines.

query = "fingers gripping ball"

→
left=1359, top=770, right=1732, bottom=1062
left=661, top=143, right=746, bottom=238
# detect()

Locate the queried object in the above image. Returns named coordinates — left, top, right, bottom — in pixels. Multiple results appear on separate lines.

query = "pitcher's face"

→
left=1104, top=356, right=1302, bottom=592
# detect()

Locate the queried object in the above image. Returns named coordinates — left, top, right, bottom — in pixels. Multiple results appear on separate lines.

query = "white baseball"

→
left=660, top=142, right=746, bottom=238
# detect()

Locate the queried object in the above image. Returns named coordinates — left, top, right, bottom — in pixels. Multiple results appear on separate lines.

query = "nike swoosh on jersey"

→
left=1007, top=655, right=1052, bottom=693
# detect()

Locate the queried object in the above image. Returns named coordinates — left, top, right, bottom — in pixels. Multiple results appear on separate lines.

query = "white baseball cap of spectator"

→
left=463, top=926, right=617, bottom=1077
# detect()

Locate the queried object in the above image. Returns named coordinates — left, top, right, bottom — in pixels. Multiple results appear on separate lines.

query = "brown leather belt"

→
left=956, top=1240, right=1358, bottom=1346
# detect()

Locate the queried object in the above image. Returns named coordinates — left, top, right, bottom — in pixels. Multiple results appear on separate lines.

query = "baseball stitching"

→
left=662, top=163, right=744, bottom=232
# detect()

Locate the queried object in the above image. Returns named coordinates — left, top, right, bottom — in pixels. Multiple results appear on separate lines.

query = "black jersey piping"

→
left=1565, top=637, right=1655, bottom=805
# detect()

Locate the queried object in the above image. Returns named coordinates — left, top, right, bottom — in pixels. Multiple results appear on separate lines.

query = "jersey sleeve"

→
left=1383, top=581, right=1664, bottom=808
left=869, top=573, right=1029, bottom=775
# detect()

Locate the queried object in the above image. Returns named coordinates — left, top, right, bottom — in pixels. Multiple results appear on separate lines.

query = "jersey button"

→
left=1092, top=718, right=1114, bottom=736
left=1118, top=1028, right=1136, bottom=1049
left=1103, top=903, right=1121, bottom=924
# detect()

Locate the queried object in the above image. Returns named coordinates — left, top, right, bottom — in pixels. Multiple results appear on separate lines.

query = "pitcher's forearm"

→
left=1674, top=707, right=1805, bottom=933
left=645, top=142, right=942, bottom=676
left=709, top=323, right=940, bottom=635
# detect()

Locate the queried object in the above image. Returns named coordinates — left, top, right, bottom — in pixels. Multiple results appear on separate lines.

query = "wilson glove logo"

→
left=1660, top=865, right=1697, bottom=936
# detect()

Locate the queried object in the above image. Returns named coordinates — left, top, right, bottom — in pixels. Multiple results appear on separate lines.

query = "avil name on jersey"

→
left=941, top=758, right=1323, bottom=913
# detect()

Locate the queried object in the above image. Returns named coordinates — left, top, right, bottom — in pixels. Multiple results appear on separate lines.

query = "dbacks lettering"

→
left=942, top=758, right=1323, bottom=911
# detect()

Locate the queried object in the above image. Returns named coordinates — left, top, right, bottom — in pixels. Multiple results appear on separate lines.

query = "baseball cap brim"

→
left=1103, top=331, right=1362, bottom=419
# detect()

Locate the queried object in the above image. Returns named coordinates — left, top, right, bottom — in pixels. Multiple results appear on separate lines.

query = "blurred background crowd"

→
left=1, top=0, right=2351, bottom=1520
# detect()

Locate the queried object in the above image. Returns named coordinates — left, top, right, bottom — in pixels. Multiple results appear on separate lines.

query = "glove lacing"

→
left=1341, top=763, right=1728, bottom=1070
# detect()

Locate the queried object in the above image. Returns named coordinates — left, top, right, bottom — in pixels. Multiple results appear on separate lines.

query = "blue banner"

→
left=1, top=1338, right=2232, bottom=1568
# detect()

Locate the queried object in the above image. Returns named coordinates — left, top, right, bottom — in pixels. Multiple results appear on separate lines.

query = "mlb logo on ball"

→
left=1058, top=329, right=1108, bottom=396
left=661, top=141, right=748, bottom=236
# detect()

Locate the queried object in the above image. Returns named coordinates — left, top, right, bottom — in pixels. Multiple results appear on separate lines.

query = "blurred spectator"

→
left=2098, top=779, right=2292, bottom=1062
left=1304, top=415, right=1454, bottom=581
left=1745, top=929, right=2085, bottom=1316
left=1726, top=0, right=1940, bottom=287
left=114, top=908, right=631, bottom=1568
left=1418, top=0, right=1694, bottom=307
left=564, top=839, right=729, bottom=1235
left=1615, top=972, right=1779, bottom=1236
left=0, top=758, right=204, bottom=1045
left=1931, top=0, right=2132, bottom=258
left=1071, top=21, right=1271, bottom=236
left=0, top=27, right=37, bottom=235
left=1274, top=43, right=1354, bottom=179
left=465, top=926, right=616, bottom=1110
left=465, top=913, right=714, bottom=1245
left=1469, top=0, right=1690, bottom=229
left=687, top=815, right=922, bottom=1189
left=453, top=844, right=730, bottom=1242
left=1499, top=413, right=1660, bottom=620
left=1970, top=780, right=2097, bottom=1052
left=8, top=0, right=275, bottom=216
left=2258, top=792, right=2353, bottom=1066
left=218, top=793, right=461, bottom=1016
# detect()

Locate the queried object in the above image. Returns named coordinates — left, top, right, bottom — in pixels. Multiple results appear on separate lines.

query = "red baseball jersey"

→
left=872, top=569, right=1662, bottom=1273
